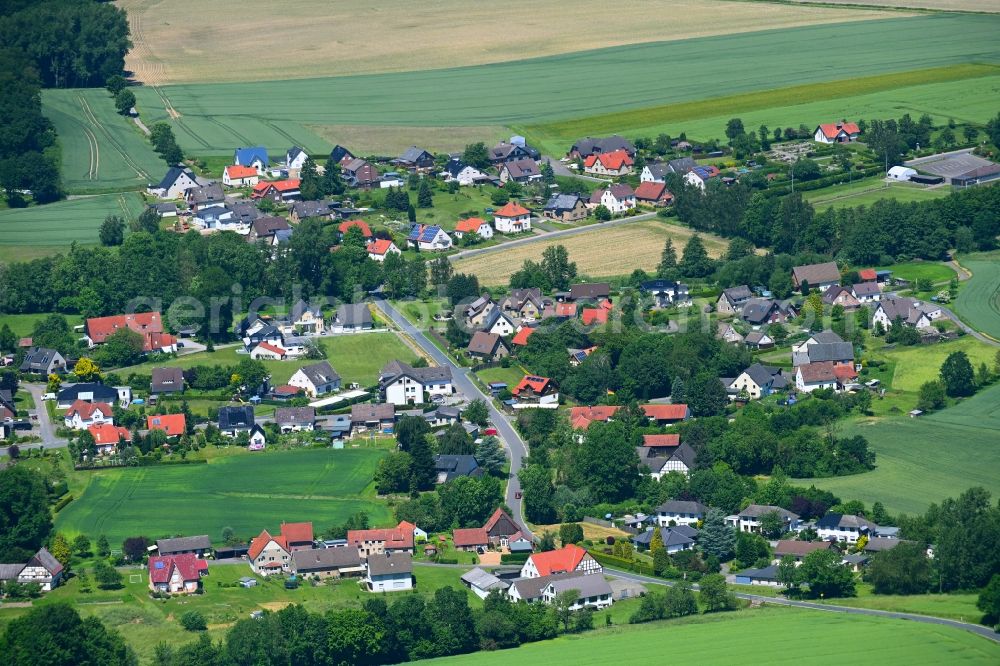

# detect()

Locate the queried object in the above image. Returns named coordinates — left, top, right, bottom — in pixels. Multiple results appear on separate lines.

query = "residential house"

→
left=85, top=312, right=177, bottom=353
left=342, top=158, right=380, bottom=189
left=64, top=400, right=113, bottom=430
left=481, top=309, right=516, bottom=337
left=484, top=508, right=521, bottom=547
left=289, top=200, right=334, bottom=222
left=640, top=280, right=690, bottom=308
left=733, top=564, right=782, bottom=587
left=813, top=121, right=861, bottom=144
left=541, top=574, right=613, bottom=610
left=569, top=405, right=619, bottom=430
left=87, top=424, right=131, bottom=455
left=499, top=288, right=546, bottom=321
left=864, top=538, right=907, bottom=554
left=380, top=173, right=406, bottom=189
left=727, top=505, right=801, bottom=533
left=150, top=202, right=177, bottom=218
left=772, top=540, right=834, bottom=564
left=16, top=548, right=64, bottom=591
left=852, top=281, right=881, bottom=303
left=641, top=404, right=690, bottom=425
left=367, top=238, right=402, bottom=262
left=434, top=454, right=482, bottom=484
left=329, top=145, right=355, bottom=165
left=350, top=402, right=396, bottom=433
left=873, top=297, right=938, bottom=330
left=466, top=331, right=509, bottom=362
left=640, top=157, right=697, bottom=182
left=240, top=318, right=283, bottom=349
left=147, top=413, right=186, bottom=438
left=584, top=149, right=633, bottom=176
left=275, top=407, right=315, bottom=433
left=717, top=322, right=745, bottom=345
left=795, top=361, right=856, bottom=393
left=489, top=140, right=537, bottom=164
left=569, top=136, right=636, bottom=159
left=150, top=367, right=184, bottom=394
left=247, top=424, right=267, bottom=450
left=741, top=298, right=797, bottom=326
left=365, top=552, right=413, bottom=592
left=633, top=527, right=695, bottom=554
left=291, top=548, right=365, bottom=578
left=233, top=146, right=270, bottom=173
left=791, top=341, right=854, bottom=368
left=332, top=303, right=373, bottom=331
left=148, top=166, right=199, bottom=199
left=590, top=184, right=635, bottom=214
left=56, top=383, right=120, bottom=409
left=223, top=165, right=260, bottom=188
left=822, top=286, right=861, bottom=310
left=461, top=567, right=511, bottom=599
left=792, top=262, right=841, bottom=292
left=218, top=406, right=255, bottom=437
left=281, top=522, right=315, bottom=552
left=655, top=500, right=708, bottom=527
left=582, top=306, right=610, bottom=326
left=380, top=360, right=453, bottom=405
left=494, top=201, right=532, bottom=234
left=743, top=330, right=774, bottom=350
left=452, top=528, right=489, bottom=552
left=250, top=341, right=287, bottom=361
left=288, top=361, right=341, bottom=397
left=407, top=224, right=453, bottom=251
left=394, top=147, right=435, bottom=169
left=285, top=146, right=308, bottom=171
left=637, top=440, right=696, bottom=479
left=728, top=364, right=787, bottom=400
left=453, top=217, right=494, bottom=240
left=542, top=193, right=588, bottom=222
left=281, top=299, right=325, bottom=335
left=157, top=536, right=212, bottom=558
left=512, top=375, right=559, bottom=407
left=348, top=522, right=415, bottom=558
left=683, top=165, right=719, bottom=190
left=499, top=158, right=541, bottom=184
left=186, top=183, right=226, bottom=212
left=717, top=285, right=754, bottom=314
left=248, top=217, right=291, bottom=244
left=19, top=347, right=66, bottom=375
left=520, top=544, right=602, bottom=578
left=815, top=513, right=877, bottom=544
left=248, top=530, right=291, bottom=575
left=147, top=553, right=208, bottom=594
left=568, top=282, right=611, bottom=302
left=511, top=326, right=535, bottom=348
left=791, top=330, right=844, bottom=354
left=252, top=179, right=301, bottom=203
left=634, top=181, right=673, bottom=206
left=442, top=158, right=491, bottom=186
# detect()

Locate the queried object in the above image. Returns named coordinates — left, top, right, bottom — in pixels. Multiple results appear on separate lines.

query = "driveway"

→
left=542, top=155, right=610, bottom=183
left=20, top=383, right=67, bottom=450
left=373, top=297, right=533, bottom=537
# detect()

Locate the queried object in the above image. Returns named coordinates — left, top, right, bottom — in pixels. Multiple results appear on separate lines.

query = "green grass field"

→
left=0, top=561, right=475, bottom=664
left=877, top=260, right=957, bottom=284
left=55, top=448, right=392, bottom=544
left=1, top=313, right=84, bottom=338
left=476, top=366, right=530, bottom=387
left=797, top=382, right=1000, bottom=515
left=954, top=258, right=1000, bottom=340
left=804, top=176, right=950, bottom=211
left=115, top=332, right=417, bottom=386
left=41, top=89, right=166, bottom=194
left=0, top=193, right=145, bottom=262
left=813, top=585, right=981, bottom=622
left=131, top=15, right=1000, bottom=155
left=883, top=336, right=996, bottom=392
left=426, top=606, right=1000, bottom=665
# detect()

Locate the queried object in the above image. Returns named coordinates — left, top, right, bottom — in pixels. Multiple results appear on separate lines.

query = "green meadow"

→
left=797, top=382, right=1000, bottom=515
left=804, top=176, right=951, bottom=211
left=427, top=606, right=1000, bottom=665
left=130, top=15, right=1000, bottom=155
left=55, top=448, right=391, bottom=544
left=41, top=89, right=165, bottom=194
left=0, top=192, right=145, bottom=262
left=954, top=257, right=1000, bottom=340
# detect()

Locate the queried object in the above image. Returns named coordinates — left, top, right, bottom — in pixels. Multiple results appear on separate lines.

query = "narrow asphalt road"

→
left=21, top=382, right=66, bottom=450
left=448, top=211, right=657, bottom=262
left=605, top=568, right=1000, bottom=643
left=542, top=155, right=610, bottom=183
left=373, top=297, right=533, bottom=538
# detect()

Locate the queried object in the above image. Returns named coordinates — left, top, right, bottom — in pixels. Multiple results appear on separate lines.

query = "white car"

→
left=41, top=392, right=56, bottom=401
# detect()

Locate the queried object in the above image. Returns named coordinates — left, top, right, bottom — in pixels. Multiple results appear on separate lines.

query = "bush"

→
left=179, top=610, right=207, bottom=631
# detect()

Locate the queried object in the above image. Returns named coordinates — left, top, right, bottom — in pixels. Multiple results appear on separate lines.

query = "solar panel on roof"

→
left=154, top=561, right=165, bottom=569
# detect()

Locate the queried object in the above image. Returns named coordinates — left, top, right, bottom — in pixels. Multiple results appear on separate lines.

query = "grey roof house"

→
left=151, top=367, right=185, bottom=394
left=19, top=347, right=66, bottom=375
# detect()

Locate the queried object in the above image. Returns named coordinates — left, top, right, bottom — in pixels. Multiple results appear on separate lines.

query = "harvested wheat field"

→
left=452, top=221, right=727, bottom=286
left=787, top=0, right=999, bottom=12
left=118, top=0, right=899, bottom=84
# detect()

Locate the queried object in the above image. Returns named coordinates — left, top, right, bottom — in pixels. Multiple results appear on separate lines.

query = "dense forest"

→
left=0, top=0, right=131, bottom=206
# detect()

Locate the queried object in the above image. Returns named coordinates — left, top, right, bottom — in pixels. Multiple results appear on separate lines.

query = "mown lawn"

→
left=881, top=335, right=996, bottom=393
left=796, top=382, right=1000, bottom=515
left=54, top=447, right=392, bottom=544
left=804, top=177, right=949, bottom=211
left=1, top=313, right=85, bottom=339
left=877, top=260, right=957, bottom=285
left=425, top=605, right=1000, bottom=665
left=476, top=365, right=529, bottom=387
left=813, top=584, right=982, bottom=622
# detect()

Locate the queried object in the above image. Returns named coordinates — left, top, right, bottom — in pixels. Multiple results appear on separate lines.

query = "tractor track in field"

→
left=263, top=119, right=303, bottom=147
left=77, top=94, right=151, bottom=181
left=91, top=469, right=146, bottom=538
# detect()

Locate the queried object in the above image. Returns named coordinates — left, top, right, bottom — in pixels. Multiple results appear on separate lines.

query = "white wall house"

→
left=365, top=553, right=413, bottom=592
left=380, top=362, right=453, bottom=406
left=494, top=202, right=532, bottom=234
left=655, top=501, right=707, bottom=527
left=249, top=533, right=291, bottom=575
left=599, top=186, right=636, bottom=214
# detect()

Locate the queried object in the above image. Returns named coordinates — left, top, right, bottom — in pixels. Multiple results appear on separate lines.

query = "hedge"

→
left=52, top=494, right=74, bottom=513
left=499, top=552, right=530, bottom=564
left=590, top=551, right=655, bottom=577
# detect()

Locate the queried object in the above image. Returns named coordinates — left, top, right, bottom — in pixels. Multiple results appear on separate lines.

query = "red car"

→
left=515, top=491, right=522, bottom=499
left=484, top=428, right=498, bottom=436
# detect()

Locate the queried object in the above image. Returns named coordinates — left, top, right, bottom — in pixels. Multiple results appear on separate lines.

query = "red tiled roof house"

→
left=520, top=544, right=602, bottom=578
left=494, top=202, right=531, bottom=234
left=148, top=553, right=208, bottom=594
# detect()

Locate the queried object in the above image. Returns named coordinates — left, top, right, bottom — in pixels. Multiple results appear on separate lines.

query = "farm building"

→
left=887, top=166, right=917, bottom=181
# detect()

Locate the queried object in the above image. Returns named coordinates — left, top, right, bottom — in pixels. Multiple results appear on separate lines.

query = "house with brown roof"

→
left=792, top=261, right=841, bottom=292
left=453, top=527, right=489, bottom=551
left=291, top=547, right=365, bottom=578
left=365, top=551, right=413, bottom=592
left=348, top=521, right=415, bottom=558
left=150, top=367, right=184, bottom=394
left=717, top=285, right=753, bottom=314
left=568, top=283, right=611, bottom=302
left=248, top=530, right=291, bottom=575
left=590, top=184, right=635, bottom=214
left=499, top=158, right=541, bottom=184
left=543, top=193, right=588, bottom=222
left=634, top=181, right=673, bottom=206
left=772, top=539, right=834, bottom=564
left=148, top=553, right=208, bottom=594
left=350, top=402, right=396, bottom=433
left=569, top=136, right=636, bottom=159
left=795, top=361, right=856, bottom=393
left=342, top=158, right=380, bottom=189
left=484, top=508, right=521, bottom=547
left=822, top=285, right=861, bottom=310
left=275, top=407, right=315, bottom=433
left=466, top=331, right=509, bottom=362
left=641, top=404, right=690, bottom=425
